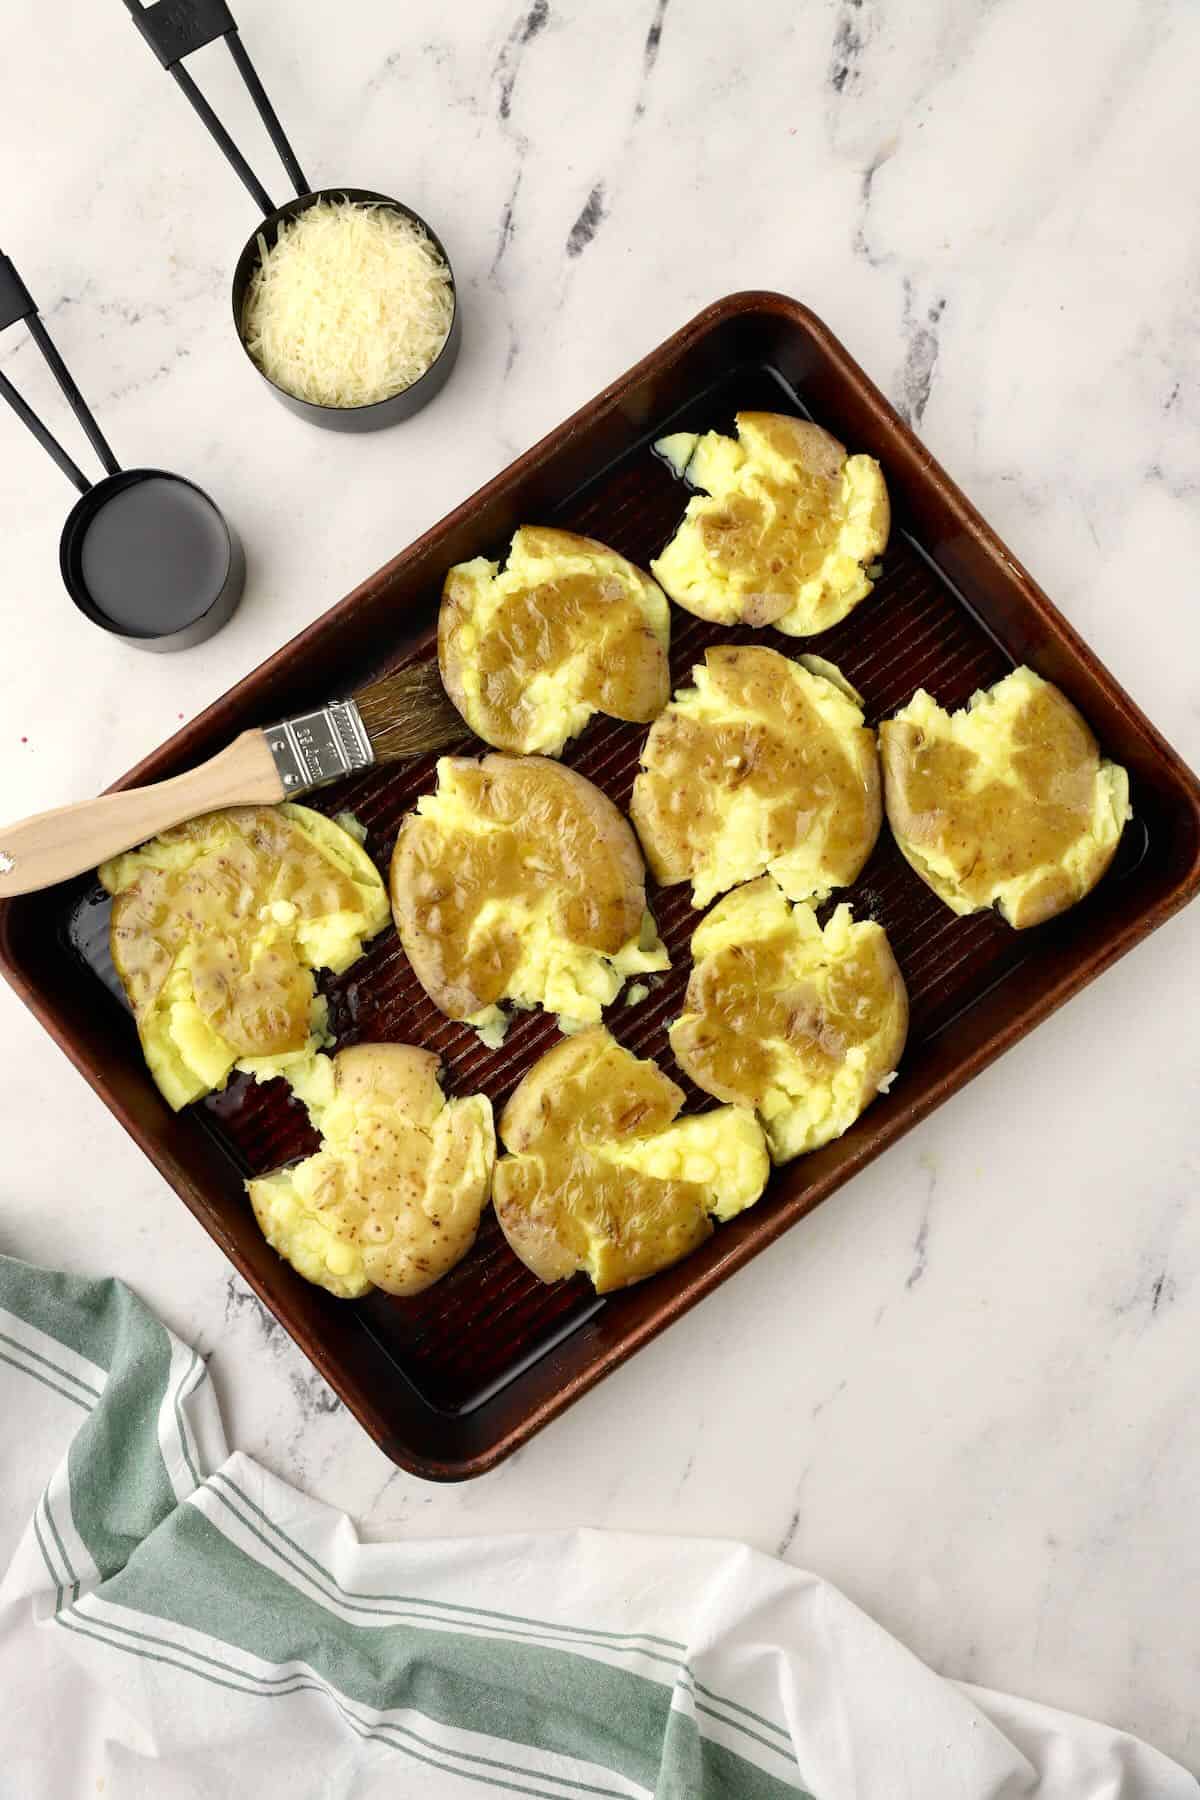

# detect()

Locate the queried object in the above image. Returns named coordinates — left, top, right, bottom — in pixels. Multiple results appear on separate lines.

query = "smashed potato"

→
left=493, top=1026, right=769, bottom=1292
left=671, top=879, right=908, bottom=1162
left=630, top=645, right=881, bottom=909
left=652, top=412, right=889, bottom=636
left=391, top=755, right=668, bottom=1041
left=101, top=805, right=389, bottom=1110
left=438, top=526, right=670, bottom=755
left=881, top=667, right=1131, bottom=929
left=247, top=1044, right=495, bottom=1299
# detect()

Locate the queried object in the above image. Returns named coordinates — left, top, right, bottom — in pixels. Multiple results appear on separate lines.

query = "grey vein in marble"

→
left=486, top=3, right=557, bottom=373
left=223, top=1274, right=287, bottom=1350
left=851, top=140, right=897, bottom=266
left=829, top=0, right=869, bottom=96
left=1110, top=1191, right=1189, bottom=1330
left=776, top=1503, right=802, bottom=1559
left=566, top=184, right=607, bottom=258
left=673, top=1449, right=695, bottom=1501
left=906, top=1155, right=939, bottom=1289
left=899, top=282, right=946, bottom=429
left=491, top=167, right=523, bottom=278
left=289, top=1367, right=343, bottom=1419
left=495, top=0, right=549, bottom=121
left=810, top=1378, right=849, bottom=1421
left=634, top=0, right=670, bottom=118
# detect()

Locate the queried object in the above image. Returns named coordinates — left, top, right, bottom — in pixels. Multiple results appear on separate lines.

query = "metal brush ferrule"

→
left=264, top=700, right=375, bottom=795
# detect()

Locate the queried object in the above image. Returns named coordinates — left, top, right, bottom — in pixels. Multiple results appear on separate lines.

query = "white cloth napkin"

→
left=0, top=1252, right=1192, bottom=1800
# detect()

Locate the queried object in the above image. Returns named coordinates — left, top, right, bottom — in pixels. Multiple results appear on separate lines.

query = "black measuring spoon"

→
left=123, top=0, right=461, bottom=432
left=0, top=253, right=243, bottom=651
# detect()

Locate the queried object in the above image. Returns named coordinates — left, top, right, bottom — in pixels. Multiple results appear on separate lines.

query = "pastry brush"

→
left=0, top=661, right=465, bottom=897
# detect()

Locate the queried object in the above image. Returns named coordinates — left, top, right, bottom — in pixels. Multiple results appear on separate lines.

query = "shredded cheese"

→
left=241, top=199, right=454, bottom=408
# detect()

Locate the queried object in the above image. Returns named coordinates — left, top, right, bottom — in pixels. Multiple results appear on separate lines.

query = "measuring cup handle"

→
left=121, top=0, right=310, bottom=214
left=0, top=254, right=35, bottom=333
left=124, top=0, right=237, bottom=67
left=0, top=252, right=118, bottom=493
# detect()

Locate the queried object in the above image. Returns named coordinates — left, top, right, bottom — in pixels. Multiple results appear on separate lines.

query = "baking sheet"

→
left=6, top=295, right=1196, bottom=1475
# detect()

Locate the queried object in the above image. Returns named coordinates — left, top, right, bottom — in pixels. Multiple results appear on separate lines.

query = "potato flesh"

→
left=671, top=881, right=908, bottom=1162
left=606, top=1109, right=770, bottom=1222
left=652, top=412, right=889, bottom=636
left=439, top=527, right=670, bottom=755
left=493, top=1027, right=769, bottom=1292
left=391, top=756, right=667, bottom=1031
left=881, top=667, right=1131, bottom=929
left=101, top=806, right=390, bottom=1110
left=247, top=1045, right=495, bottom=1299
left=630, top=645, right=881, bottom=909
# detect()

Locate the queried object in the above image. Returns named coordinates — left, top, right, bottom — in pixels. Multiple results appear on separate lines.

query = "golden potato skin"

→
left=101, top=805, right=389, bottom=1110
left=495, top=1153, right=712, bottom=1291
left=670, top=881, right=908, bottom=1162
left=438, top=526, right=670, bottom=755
left=247, top=1043, right=495, bottom=1299
left=881, top=668, right=1131, bottom=929
left=630, top=645, right=881, bottom=909
left=494, top=1027, right=769, bottom=1293
left=390, top=755, right=658, bottom=1025
left=652, top=412, right=889, bottom=636
left=498, top=1027, right=683, bottom=1154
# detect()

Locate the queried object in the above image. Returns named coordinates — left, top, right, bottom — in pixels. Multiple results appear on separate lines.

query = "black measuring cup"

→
left=0, top=253, right=243, bottom=651
left=123, top=0, right=461, bottom=433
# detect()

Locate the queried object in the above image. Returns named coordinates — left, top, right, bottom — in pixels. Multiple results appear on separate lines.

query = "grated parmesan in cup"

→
left=241, top=199, right=454, bottom=408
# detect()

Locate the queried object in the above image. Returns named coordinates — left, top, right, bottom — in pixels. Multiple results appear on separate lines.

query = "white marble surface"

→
left=3, top=0, right=1200, bottom=1773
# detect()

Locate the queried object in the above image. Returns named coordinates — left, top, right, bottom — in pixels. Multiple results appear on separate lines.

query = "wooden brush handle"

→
left=0, top=730, right=284, bottom=898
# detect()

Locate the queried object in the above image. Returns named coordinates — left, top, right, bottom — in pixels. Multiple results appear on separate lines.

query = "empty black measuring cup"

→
left=122, top=0, right=461, bottom=432
left=0, top=253, right=243, bottom=651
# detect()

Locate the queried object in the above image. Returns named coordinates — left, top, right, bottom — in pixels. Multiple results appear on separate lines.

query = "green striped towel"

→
left=0, top=1253, right=1193, bottom=1800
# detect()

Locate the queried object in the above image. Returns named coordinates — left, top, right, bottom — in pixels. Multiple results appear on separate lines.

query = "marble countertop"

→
left=3, top=0, right=1199, bottom=1772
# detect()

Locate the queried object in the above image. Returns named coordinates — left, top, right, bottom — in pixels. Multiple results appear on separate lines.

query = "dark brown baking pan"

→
left=3, top=292, right=1198, bottom=1480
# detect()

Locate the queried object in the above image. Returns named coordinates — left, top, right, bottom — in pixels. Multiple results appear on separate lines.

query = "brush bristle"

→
left=352, top=660, right=468, bottom=761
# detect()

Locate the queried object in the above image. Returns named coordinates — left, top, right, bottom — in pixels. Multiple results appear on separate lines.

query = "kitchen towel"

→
left=0, top=1252, right=1193, bottom=1800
